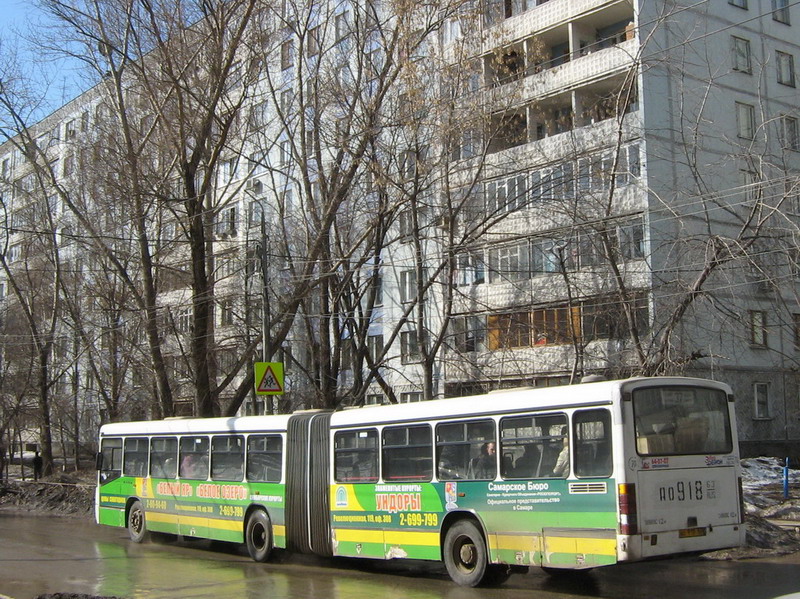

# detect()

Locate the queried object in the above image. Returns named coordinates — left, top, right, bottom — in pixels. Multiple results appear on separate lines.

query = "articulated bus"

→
left=96, top=377, right=745, bottom=586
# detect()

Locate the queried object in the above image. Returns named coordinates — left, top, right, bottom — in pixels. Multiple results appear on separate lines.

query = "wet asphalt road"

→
left=1, top=512, right=800, bottom=599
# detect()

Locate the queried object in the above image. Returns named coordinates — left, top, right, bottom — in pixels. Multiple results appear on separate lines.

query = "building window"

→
left=457, top=252, right=486, bottom=286
left=307, top=26, right=320, bottom=57
left=454, top=315, right=486, bottom=353
left=729, top=0, right=747, bottom=8
left=217, top=206, right=237, bottom=236
left=488, top=242, right=530, bottom=282
left=736, top=102, right=755, bottom=139
left=487, top=312, right=531, bottom=349
left=399, top=269, right=417, bottom=303
left=793, top=313, right=800, bottom=348
left=176, top=308, right=192, bottom=334
left=400, top=392, right=423, bottom=403
left=279, top=140, right=291, bottom=165
left=401, top=330, right=421, bottom=363
left=219, top=298, right=234, bottom=327
left=777, top=51, right=796, bottom=86
left=741, top=170, right=761, bottom=201
left=280, top=40, right=294, bottom=70
left=772, top=0, right=790, bottom=24
left=365, top=393, right=385, bottom=405
left=754, top=382, right=770, bottom=419
left=398, top=209, right=415, bottom=240
left=335, top=11, right=349, bottom=41
left=781, top=116, right=799, bottom=151
left=367, top=334, right=384, bottom=363
left=749, top=310, right=768, bottom=346
left=732, top=37, right=751, bottom=73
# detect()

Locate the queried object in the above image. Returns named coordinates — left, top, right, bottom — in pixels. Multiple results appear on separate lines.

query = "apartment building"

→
left=0, top=0, right=798, bottom=454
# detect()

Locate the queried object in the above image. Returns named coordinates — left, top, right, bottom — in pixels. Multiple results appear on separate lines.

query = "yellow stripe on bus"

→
left=334, top=528, right=439, bottom=547
left=545, top=536, right=617, bottom=556
left=147, top=512, right=239, bottom=532
left=493, top=533, right=543, bottom=553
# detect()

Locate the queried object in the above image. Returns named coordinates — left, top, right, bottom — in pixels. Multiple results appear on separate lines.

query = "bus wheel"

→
left=245, top=510, right=272, bottom=562
left=443, top=520, right=488, bottom=587
left=128, top=500, right=148, bottom=543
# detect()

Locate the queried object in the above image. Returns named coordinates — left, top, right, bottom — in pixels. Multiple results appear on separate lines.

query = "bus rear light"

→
left=737, top=476, right=745, bottom=523
left=618, top=483, right=638, bottom=535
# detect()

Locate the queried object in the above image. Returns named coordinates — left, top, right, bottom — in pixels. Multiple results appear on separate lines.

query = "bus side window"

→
left=99, top=438, right=123, bottom=484
left=436, top=419, right=495, bottom=481
left=334, top=429, right=378, bottom=483
left=123, top=437, right=148, bottom=478
left=150, top=437, right=178, bottom=479
left=211, top=435, right=244, bottom=481
left=382, top=425, right=432, bottom=482
left=180, top=436, right=210, bottom=480
left=500, top=414, right=565, bottom=479
left=573, top=409, right=612, bottom=478
left=247, top=434, right=283, bottom=482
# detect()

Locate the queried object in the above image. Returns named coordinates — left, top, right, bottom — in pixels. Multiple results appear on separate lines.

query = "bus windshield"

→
left=633, top=386, right=732, bottom=456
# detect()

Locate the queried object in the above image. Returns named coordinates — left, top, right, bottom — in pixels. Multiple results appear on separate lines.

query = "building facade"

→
left=0, top=0, right=798, bottom=456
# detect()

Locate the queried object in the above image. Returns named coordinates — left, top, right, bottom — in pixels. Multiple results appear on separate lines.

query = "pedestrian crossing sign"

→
left=254, top=362, right=284, bottom=395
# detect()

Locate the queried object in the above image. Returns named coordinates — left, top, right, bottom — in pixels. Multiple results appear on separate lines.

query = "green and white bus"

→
left=96, top=376, right=745, bottom=586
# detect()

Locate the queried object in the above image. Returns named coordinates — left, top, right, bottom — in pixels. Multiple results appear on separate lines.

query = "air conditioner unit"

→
left=246, top=177, right=264, bottom=195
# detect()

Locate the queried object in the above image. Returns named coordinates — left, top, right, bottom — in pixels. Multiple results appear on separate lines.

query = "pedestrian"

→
left=33, top=450, right=43, bottom=481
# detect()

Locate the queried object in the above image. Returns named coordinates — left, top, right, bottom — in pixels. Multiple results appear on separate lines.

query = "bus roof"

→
left=328, top=376, right=731, bottom=429
left=98, top=377, right=730, bottom=437
left=99, top=413, right=294, bottom=437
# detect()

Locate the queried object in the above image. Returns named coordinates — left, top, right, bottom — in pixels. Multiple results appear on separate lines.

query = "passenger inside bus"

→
left=512, top=443, right=541, bottom=478
left=438, top=446, right=465, bottom=479
left=551, top=431, right=570, bottom=477
left=470, top=442, right=496, bottom=479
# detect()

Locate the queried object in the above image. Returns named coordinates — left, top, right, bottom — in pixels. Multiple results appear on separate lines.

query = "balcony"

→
left=482, top=0, right=635, bottom=46
left=489, top=38, right=637, bottom=106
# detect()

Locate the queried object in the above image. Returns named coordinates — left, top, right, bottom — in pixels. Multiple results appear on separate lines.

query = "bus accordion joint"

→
left=618, top=483, right=638, bottom=535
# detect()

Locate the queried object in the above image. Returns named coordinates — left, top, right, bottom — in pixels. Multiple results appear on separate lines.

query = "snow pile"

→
left=741, top=457, right=800, bottom=491
left=700, top=457, right=800, bottom=558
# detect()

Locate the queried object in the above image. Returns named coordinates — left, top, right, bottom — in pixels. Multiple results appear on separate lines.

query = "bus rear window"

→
left=633, top=386, right=732, bottom=456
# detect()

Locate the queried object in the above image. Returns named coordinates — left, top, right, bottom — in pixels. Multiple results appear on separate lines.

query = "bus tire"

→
left=128, top=500, right=148, bottom=543
left=443, top=520, right=489, bottom=587
left=245, top=510, right=272, bottom=562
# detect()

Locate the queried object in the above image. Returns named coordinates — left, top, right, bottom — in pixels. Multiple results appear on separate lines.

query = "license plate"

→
left=678, top=527, right=707, bottom=538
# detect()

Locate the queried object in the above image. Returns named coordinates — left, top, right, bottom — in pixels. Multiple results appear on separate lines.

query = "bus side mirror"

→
left=95, top=452, right=103, bottom=471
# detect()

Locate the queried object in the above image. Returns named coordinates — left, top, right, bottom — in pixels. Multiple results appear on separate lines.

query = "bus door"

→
left=628, top=385, right=743, bottom=556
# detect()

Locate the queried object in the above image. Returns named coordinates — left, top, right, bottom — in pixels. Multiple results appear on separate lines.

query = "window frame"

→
left=754, top=382, right=770, bottom=419
left=210, top=435, right=245, bottom=482
left=246, top=434, right=283, bottom=483
left=436, top=419, right=497, bottom=481
left=781, top=115, right=799, bottom=151
left=732, top=36, right=752, bottom=73
left=736, top=101, right=756, bottom=139
left=149, top=436, right=178, bottom=479
left=381, top=424, right=433, bottom=482
left=334, top=428, right=379, bottom=483
left=772, top=0, right=790, bottom=24
left=749, top=309, right=768, bottom=346
left=123, top=437, right=148, bottom=478
left=777, top=51, right=796, bottom=87
left=179, top=436, right=210, bottom=480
